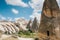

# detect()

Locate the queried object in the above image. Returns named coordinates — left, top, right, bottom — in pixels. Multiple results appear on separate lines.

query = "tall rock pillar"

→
left=38, top=0, right=60, bottom=40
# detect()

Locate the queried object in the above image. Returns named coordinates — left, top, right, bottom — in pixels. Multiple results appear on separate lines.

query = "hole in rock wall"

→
left=47, top=31, right=50, bottom=36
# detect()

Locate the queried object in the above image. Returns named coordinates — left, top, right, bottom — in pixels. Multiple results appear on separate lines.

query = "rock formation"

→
left=32, top=17, right=38, bottom=32
left=0, top=21, right=20, bottom=34
left=0, top=18, right=29, bottom=34
left=38, top=0, right=60, bottom=40
left=26, top=19, right=32, bottom=31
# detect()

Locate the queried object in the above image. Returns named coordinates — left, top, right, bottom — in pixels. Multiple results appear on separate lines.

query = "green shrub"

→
left=18, top=30, right=36, bottom=38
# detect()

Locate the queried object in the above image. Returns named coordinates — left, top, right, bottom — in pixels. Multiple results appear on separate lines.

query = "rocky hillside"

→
left=0, top=18, right=28, bottom=34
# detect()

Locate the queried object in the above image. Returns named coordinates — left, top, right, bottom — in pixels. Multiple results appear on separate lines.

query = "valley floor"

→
left=0, top=34, right=34, bottom=40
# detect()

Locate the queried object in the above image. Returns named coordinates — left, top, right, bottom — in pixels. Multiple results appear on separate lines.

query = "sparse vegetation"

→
left=18, top=30, right=37, bottom=38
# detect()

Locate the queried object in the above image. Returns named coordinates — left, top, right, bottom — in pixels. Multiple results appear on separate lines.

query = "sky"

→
left=0, top=0, right=60, bottom=21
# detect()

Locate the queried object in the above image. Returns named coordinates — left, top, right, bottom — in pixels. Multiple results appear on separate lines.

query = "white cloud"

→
left=12, top=8, right=19, bottom=14
left=29, top=0, right=44, bottom=10
left=5, top=0, right=29, bottom=7
left=57, top=0, right=60, bottom=7
left=29, top=0, right=44, bottom=22
left=14, top=17, right=21, bottom=21
left=7, top=17, right=13, bottom=21
left=14, top=17, right=25, bottom=21
left=0, top=15, right=6, bottom=20
left=30, top=13, right=41, bottom=21
left=0, top=14, right=13, bottom=21
left=30, top=10, right=41, bottom=22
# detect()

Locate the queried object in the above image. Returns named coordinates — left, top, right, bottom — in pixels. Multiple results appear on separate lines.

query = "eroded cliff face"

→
left=38, top=0, right=60, bottom=39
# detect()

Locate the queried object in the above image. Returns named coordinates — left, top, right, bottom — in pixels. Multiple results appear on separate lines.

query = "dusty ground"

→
left=0, top=33, right=60, bottom=40
left=38, top=33, right=60, bottom=40
left=0, top=34, right=34, bottom=40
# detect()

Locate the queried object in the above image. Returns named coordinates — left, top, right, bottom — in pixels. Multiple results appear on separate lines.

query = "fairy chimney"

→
left=38, top=0, right=60, bottom=39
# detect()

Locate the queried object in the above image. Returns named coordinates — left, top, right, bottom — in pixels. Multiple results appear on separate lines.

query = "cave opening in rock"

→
left=47, top=31, right=50, bottom=36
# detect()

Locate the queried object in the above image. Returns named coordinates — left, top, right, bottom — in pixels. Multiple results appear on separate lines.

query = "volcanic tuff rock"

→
left=0, top=21, right=20, bottom=34
left=26, top=18, right=39, bottom=33
left=15, top=18, right=28, bottom=30
left=0, top=18, right=28, bottom=34
left=38, top=0, right=60, bottom=40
